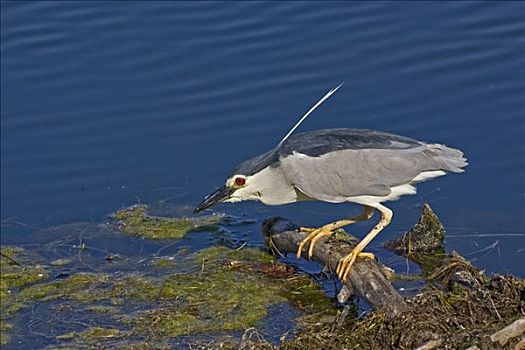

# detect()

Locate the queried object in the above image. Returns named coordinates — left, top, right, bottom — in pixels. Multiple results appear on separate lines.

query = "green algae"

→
left=1, top=247, right=48, bottom=346
left=0, top=322, right=12, bottom=346
left=112, top=205, right=222, bottom=240
left=87, top=305, right=118, bottom=314
left=153, top=257, right=177, bottom=269
left=2, top=243, right=333, bottom=345
left=14, top=272, right=166, bottom=309
left=193, top=246, right=276, bottom=265
left=17, top=273, right=111, bottom=303
left=128, top=268, right=286, bottom=337
left=125, top=246, right=333, bottom=337
left=1, top=247, right=48, bottom=322
left=50, top=259, right=73, bottom=267
left=0, top=247, right=48, bottom=291
left=56, top=327, right=122, bottom=341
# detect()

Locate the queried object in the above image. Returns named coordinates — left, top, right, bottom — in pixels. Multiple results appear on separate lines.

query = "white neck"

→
left=228, top=166, right=298, bottom=205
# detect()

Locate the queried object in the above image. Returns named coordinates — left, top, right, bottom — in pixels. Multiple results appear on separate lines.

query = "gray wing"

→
left=234, top=129, right=424, bottom=176
left=278, top=128, right=423, bottom=157
left=279, top=144, right=467, bottom=203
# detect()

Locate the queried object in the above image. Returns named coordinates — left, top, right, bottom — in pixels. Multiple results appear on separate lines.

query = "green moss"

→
left=109, top=275, right=161, bottom=301
left=56, top=327, right=122, bottom=341
left=0, top=322, right=12, bottom=346
left=126, top=268, right=283, bottom=336
left=12, top=273, right=111, bottom=312
left=153, top=257, right=176, bottom=268
left=1, top=246, right=24, bottom=259
left=0, top=247, right=48, bottom=290
left=2, top=244, right=333, bottom=343
left=50, top=259, right=72, bottom=267
left=125, top=247, right=333, bottom=337
left=1, top=247, right=48, bottom=317
left=112, top=205, right=221, bottom=240
left=14, top=273, right=164, bottom=307
left=193, top=246, right=275, bottom=264
left=0, top=267, right=47, bottom=290
left=87, top=305, right=118, bottom=314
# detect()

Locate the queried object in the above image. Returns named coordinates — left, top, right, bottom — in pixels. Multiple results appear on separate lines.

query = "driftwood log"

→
left=258, top=205, right=525, bottom=349
left=262, top=217, right=409, bottom=316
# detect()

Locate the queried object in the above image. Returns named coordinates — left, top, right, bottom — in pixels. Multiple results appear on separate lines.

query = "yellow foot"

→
left=296, top=227, right=334, bottom=259
left=336, top=250, right=376, bottom=281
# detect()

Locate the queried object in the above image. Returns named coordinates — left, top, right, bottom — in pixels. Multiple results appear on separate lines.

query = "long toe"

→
left=296, top=227, right=323, bottom=258
left=338, top=251, right=376, bottom=281
left=337, top=253, right=357, bottom=280
left=307, top=230, right=334, bottom=258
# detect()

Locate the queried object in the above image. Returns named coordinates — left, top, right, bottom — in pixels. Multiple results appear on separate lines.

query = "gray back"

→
left=233, top=128, right=423, bottom=176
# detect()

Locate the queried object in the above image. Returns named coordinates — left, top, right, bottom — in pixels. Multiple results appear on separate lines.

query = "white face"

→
left=223, top=174, right=261, bottom=203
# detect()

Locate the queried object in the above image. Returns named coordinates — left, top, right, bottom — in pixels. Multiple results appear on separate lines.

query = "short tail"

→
left=425, top=144, right=468, bottom=173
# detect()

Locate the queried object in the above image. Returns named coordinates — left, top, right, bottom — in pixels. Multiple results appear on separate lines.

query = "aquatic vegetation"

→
left=86, top=305, right=118, bottom=314
left=125, top=246, right=334, bottom=337
left=56, top=327, right=122, bottom=341
left=384, top=204, right=447, bottom=274
left=112, top=205, right=222, bottom=239
left=2, top=204, right=522, bottom=350
left=1, top=247, right=49, bottom=345
left=275, top=275, right=525, bottom=350
left=50, top=259, right=73, bottom=266
left=0, top=322, right=12, bottom=346
left=1, top=243, right=333, bottom=347
left=152, top=257, right=177, bottom=269
left=0, top=247, right=48, bottom=291
left=193, top=245, right=276, bottom=264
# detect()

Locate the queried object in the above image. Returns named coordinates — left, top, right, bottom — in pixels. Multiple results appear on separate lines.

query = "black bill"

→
left=193, top=185, right=234, bottom=214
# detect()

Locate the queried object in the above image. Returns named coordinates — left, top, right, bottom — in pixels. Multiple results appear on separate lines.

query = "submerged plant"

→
left=112, top=205, right=222, bottom=239
left=1, top=244, right=334, bottom=347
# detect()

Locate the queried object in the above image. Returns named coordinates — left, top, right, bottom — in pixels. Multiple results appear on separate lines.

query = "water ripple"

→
left=1, top=1, right=524, bottom=277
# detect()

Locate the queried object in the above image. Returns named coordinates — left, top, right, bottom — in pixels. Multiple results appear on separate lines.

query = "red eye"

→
left=235, top=177, right=246, bottom=186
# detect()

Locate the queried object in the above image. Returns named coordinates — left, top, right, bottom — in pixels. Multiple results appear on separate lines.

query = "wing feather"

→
left=279, top=144, right=465, bottom=203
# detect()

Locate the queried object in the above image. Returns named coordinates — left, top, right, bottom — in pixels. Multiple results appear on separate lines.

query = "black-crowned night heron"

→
left=194, top=84, right=467, bottom=281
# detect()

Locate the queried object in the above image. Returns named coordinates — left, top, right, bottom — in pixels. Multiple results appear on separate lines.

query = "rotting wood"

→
left=262, top=217, right=409, bottom=317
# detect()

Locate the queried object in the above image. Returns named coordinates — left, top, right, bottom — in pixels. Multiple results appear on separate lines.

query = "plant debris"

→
left=384, top=204, right=446, bottom=274
left=2, top=204, right=523, bottom=349
left=112, top=205, right=222, bottom=239
left=0, top=243, right=333, bottom=348
left=275, top=274, right=525, bottom=350
left=1, top=247, right=49, bottom=346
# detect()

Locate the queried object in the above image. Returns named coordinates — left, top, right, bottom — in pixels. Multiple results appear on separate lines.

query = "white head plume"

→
left=277, top=82, right=344, bottom=146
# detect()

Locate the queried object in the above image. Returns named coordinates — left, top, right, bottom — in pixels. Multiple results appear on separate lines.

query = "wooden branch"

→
left=262, top=217, right=408, bottom=317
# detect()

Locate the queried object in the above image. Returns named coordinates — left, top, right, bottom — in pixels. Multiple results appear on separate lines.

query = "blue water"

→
left=2, top=1, right=524, bottom=285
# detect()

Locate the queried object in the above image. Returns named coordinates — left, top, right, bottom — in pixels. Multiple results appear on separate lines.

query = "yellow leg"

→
left=296, top=206, right=374, bottom=259
left=308, top=229, right=333, bottom=258
left=296, top=228, right=325, bottom=258
left=336, top=204, right=392, bottom=281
